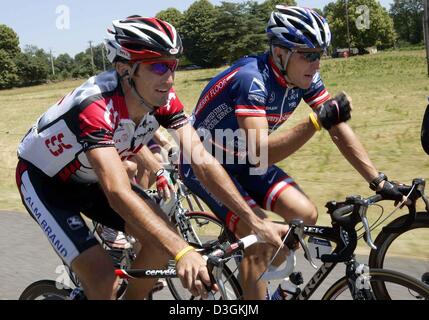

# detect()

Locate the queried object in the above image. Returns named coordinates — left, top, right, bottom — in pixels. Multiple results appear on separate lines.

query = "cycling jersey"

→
left=190, top=52, right=331, bottom=154
left=181, top=52, right=331, bottom=228
left=18, top=70, right=187, bottom=184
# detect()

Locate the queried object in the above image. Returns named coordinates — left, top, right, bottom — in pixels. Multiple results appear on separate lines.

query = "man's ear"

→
left=272, top=46, right=284, bottom=57
left=116, top=62, right=131, bottom=78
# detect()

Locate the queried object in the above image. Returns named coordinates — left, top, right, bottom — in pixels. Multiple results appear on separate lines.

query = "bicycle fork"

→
left=345, top=259, right=375, bottom=300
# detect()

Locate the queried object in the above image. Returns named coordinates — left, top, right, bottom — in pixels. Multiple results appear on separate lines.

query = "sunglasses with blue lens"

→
left=141, top=59, right=179, bottom=75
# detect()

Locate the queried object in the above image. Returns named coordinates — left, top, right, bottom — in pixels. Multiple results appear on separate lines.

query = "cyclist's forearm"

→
left=266, top=117, right=316, bottom=165
left=135, top=146, right=163, bottom=174
left=329, top=122, right=379, bottom=182
left=153, top=131, right=172, bottom=149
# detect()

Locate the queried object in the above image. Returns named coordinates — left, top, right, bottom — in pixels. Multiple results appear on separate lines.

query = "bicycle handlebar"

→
left=331, top=194, right=382, bottom=224
left=326, top=178, right=427, bottom=257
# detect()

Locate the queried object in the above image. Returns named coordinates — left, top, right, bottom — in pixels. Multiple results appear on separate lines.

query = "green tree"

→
left=212, top=1, right=267, bottom=64
left=0, top=49, right=18, bottom=88
left=22, top=45, right=54, bottom=79
left=73, top=51, right=94, bottom=77
left=180, top=0, right=218, bottom=67
left=0, top=24, right=20, bottom=57
left=156, top=7, right=184, bottom=30
left=55, top=53, right=75, bottom=77
left=390, top=0, right=423, bottom=44
left=90, top=43, right=111, bottom=72
left=15, top=51, right=49, bottom=85
left=0, top=24, right=20, bottom=88
left=255, top=0, right=296, bottom=22
left=324, top=0, right=396, bottom=51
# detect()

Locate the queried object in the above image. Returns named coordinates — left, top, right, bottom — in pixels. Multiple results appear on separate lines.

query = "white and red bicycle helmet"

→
left=105, top=15, right=183, bottom=63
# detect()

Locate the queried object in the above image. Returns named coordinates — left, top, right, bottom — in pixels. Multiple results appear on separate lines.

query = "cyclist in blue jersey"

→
left=180, top=5, right=404, bottom=299
left=16, top=16, right=288, bottom=299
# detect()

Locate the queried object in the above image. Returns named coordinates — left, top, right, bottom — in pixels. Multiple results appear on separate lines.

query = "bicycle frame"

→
left=290, top=226, right=339, bottom=300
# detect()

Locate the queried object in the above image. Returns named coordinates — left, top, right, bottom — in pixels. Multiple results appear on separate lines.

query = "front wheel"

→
left=322, top=269, right=429, bottom=300
left=368, top=213, right=429, bottom=293
left=167, top=212, right=242, bottom=300
left=19, top=280, right=72, bottom=300
left=181, top=211, right=236, bottom=245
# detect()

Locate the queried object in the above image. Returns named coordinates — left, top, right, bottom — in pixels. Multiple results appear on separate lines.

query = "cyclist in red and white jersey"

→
left=15, top=16, right=288, bottom=299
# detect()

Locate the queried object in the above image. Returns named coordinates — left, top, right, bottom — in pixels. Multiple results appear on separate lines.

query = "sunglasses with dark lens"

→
left=141, top=60, right=179, bottom=75
left=296, top=51, right=323, bottom=62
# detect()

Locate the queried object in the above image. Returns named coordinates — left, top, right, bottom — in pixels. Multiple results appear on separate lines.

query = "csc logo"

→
left=45, top=133, right=72, bottom=157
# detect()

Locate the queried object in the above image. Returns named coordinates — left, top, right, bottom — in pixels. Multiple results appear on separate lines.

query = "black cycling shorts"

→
left=15, top=159, right=125, bottom=266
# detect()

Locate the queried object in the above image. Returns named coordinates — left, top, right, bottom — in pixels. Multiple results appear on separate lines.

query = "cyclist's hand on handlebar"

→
left=255, top=220, right=289, bottom=250
left=175, top=250, right=218, bottom=299
left=315, top=91, right=352, bottom=130
left=155, top=168, right=174, bottom=201
left=377, top=180, right=408, bottom=205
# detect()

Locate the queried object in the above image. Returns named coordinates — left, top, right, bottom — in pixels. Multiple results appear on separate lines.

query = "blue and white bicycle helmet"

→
left=266, top=5, right=331, bottom=50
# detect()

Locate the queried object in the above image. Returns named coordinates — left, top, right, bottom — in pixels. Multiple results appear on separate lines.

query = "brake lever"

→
left=419, top=182, right=429, bottom=212
left=293, top=222, right=317, bottom=269
left=359, top=201, right=377, bottom=250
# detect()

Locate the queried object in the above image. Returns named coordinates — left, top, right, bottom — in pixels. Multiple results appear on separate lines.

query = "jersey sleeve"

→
left=303, top=73, right=332, bottom=110
left=155, top=89, right=188, bottom=130
left=77, top=99, right=116, bottom=151
left=231, top=70, right=267, bottom=118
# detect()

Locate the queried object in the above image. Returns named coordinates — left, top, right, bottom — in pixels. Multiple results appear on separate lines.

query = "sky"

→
left=0, top=0, right=394, bottom=57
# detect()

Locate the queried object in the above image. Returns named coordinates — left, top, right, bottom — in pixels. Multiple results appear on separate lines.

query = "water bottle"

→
left=270, top=277, right=297, bottom=300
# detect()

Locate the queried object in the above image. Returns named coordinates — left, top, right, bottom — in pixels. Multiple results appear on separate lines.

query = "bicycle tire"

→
left=184, top=211, right=241, bottom=272
left=166, top=263, right=242, bottom=300
left=19, top=280, right=72, bottom=300
left=185, top=211, right=236, bottom=241
left=164, top=211, right=242, bottom=300
left=368, top=213, right=429, bottom=281
left=322, top=269, right=429, bottom=300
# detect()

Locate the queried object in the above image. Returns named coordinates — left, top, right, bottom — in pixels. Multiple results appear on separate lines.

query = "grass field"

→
left=1, top=49, right=428, bottom=254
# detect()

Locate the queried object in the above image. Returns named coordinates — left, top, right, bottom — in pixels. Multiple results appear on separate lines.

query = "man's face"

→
left=276, top=47, right=323, bottom=89
left=133, top=58, right=178, bottom=107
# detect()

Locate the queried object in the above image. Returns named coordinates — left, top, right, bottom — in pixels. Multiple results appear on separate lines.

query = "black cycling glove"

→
left=316, top=91, right=352, bottom=130
left=376, top=180, right=403, bottom=202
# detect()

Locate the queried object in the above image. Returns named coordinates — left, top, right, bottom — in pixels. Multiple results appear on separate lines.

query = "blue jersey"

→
left=190, top=52, right=331, bottom=151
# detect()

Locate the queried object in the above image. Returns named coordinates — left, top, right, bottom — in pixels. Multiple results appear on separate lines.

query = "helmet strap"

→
left=127, top=62, right=156, bottom=112
left=271, top=45, right=294, bottom=86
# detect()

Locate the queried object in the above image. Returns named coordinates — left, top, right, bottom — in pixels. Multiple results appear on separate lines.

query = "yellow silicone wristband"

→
left=309, top=112, right=321, bottom=131
left=174, top=245, right=195, bottom=263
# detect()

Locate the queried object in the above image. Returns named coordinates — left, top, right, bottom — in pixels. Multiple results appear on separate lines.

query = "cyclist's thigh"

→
left=239, top=165, right=315, bottom=221
left=80, top=184, right=126, bottom=233
left=15, top=160, right=100, bottom=267
left=179, top=162, right=257, bottom=234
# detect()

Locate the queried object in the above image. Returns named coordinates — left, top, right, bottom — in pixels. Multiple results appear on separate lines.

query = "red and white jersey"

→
left=18, top=70, right=188, bottom=183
